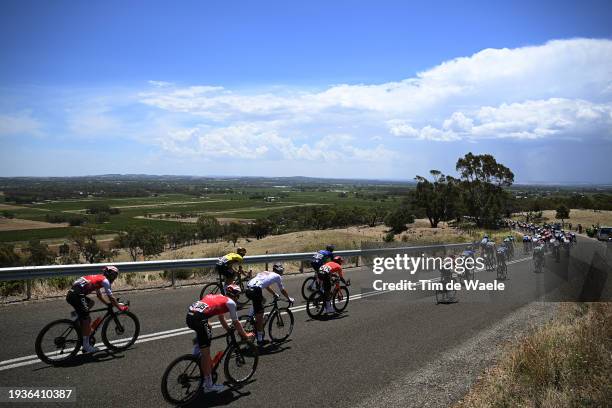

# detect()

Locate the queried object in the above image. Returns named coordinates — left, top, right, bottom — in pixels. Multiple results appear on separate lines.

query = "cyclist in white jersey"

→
left=245, top=264, right=294, bottom=346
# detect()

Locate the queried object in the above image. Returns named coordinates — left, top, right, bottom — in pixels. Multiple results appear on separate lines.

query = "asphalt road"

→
left=0, top=238, right=609, bottom=407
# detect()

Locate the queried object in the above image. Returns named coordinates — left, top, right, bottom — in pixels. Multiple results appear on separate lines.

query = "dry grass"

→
left=0, top=217, right=69, bottom=231
left=0, top=203, right=24, bottom=210
left=513, top=209, right=612, bottom=228
left=456, top=302, right=612, bottom=408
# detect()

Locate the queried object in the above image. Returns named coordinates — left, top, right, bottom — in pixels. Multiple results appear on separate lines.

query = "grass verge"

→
left=456, top=302, right=612, bottom=408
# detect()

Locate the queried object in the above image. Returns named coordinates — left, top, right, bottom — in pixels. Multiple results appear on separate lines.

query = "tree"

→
left=556, top=205, right=570, bottom=226
left=224, top=222, right=246, bottom=246
left=58, top=242, right=80, bottom=265
left=70, top=228, right=110, bottom=263
left=384, top=207, right=415, bottom=234
left=250, top=218, right=272, bottom=240
left=0, top=243, right=21, bottom=267
left=196, top=216, right=222, bottom=242
left=141, top=228, right=166, bottom=260
left=414, top=170, right=459, bottom=228
left=455, top=153, right=514, bottom=228
left=23, top=239, right=55, bottom=266
left=117, top=227, right=165, bottom=261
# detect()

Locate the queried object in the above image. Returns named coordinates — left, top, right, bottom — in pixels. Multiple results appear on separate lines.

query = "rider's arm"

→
left=217, top=314, right=231, bottom=331
left=95, top=288, right=122, bottom=309
left=95, top=289, right=109, bottom=305
left=224, top=299, right=251, bottom=339
left=265, top=286, right=277, bottom=297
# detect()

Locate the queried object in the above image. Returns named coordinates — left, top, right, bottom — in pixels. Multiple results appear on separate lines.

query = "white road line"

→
left=0, top=257, right=531, bottom=372
left=0, top=289, right=390, bottom=372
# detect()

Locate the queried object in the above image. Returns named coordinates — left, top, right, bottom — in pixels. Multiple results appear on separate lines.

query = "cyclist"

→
left=496, top=246, right=507, bottom=273
left=480, top=235, right=489, bottom=253
left=65, top=266, right=127, bottom=353
left=533, top=241, right=545, bottom=271
left=485, top=239, right=496, bottom=269
left=216, top=247, right=247, bottom=290
left=503, top=236, right=514, bottom=260
left=307, top=245, right=335, bottom=292
left=245, top=263, right=295, bottom=346
left=318, top=256, right=345, bottom=314
left=522, top=234, right=531, bottom=253
left=310, top=245, right=335, bottom=272
left=186, top=284, right=253, bottom=393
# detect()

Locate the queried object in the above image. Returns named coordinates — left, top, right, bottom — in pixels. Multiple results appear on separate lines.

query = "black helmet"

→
left=325, top=245, right=335, bottom=252
left=102, top=265, right=119, bottom=282
left=272, top=263, right=284, bottom=275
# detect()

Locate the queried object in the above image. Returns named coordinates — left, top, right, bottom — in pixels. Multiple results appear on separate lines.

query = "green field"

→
left=0, top=190, right=400, bottom=243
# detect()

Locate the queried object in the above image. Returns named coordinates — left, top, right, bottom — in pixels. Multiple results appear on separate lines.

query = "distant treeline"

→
left=509, top=193, right=612, bottom=212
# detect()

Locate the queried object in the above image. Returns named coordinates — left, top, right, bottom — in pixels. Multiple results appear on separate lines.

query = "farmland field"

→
left=0, top=190, right=401, bottom=243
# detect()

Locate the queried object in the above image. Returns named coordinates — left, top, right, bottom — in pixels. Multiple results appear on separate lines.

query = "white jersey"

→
left=247, top=271, right=285, bottom=291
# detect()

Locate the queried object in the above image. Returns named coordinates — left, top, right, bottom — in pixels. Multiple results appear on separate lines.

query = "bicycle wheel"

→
left=435, top=288, right=443, bottom=304
left=301, top=276, right=318, bottom=300
left=101, top=311, right=140, bottom=351
left=306, top=291, right=325, bottom=319
left=223, top=341, right=258, bottom=385
left=161, top=354, right=202, bottom=405
left=35, top=319, right=82, bottom=365
left=268, top=308, right=294, bottom=343
left=332, top=286, right=349, bottom=313
left=200, top=282, right=222, bottom=299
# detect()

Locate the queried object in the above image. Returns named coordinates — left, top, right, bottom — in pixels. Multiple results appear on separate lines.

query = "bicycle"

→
left=534, top=256, right=544, bottom=273
left=35, top=299, right=140, bottom=365
left=435, top=271, right=458, bottom=304
left=161, top=327, right=258, bottom=405
left=496, top=260, right=508, bottom=280
left=484, top=253, right=496, bottom=271
left=301, top=272, right=320, bottom=300
left=239, top=296, right=294, bottom=343
left=200, top=270, right=251, bottom=308
left=306, top=275, right=350, bottom=319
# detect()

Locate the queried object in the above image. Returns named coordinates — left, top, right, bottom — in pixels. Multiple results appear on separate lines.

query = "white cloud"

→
left=138, top=38, right=612, bottom=148
left=0, top=111, right=44, bottom=137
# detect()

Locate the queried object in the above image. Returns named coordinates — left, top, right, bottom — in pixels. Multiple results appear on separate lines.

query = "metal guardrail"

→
left=0, top=243, right=470, bottom=282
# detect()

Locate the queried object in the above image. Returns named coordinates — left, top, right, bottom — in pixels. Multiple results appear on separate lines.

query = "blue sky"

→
left=1, top=0, right=612, bottom=183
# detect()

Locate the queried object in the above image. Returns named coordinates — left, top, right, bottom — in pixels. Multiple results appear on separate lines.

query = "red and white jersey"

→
left=320, top=262, right=343, bottom=278
left=188, top=294, right=238, bottom=321
left=72, top=274, right=112, bottom=295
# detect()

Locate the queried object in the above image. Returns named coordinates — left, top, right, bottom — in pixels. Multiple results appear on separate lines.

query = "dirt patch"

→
left=513, top=209, right=612, bottom=228
left=0, top=203, right=24, bottom=211
left=0, top=218, right=69, bottom=231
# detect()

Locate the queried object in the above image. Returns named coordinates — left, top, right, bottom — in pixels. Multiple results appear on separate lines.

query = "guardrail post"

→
left=355, top=256, right=360, bottom=267
left=26, top=279, right=32, bottom=300
left=299, top=261, right=304, bottom=274
left=265, top=250, right=269, bottom=271
left=171, top=270, right=176, bottom=287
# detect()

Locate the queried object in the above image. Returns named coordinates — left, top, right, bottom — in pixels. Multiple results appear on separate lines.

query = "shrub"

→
left=383, top=232, right=395, bottom=242
left=0, top=280, right=24, bottom=297
left=162, top=269, right=194, bottom=281
left=46, top=276, right=76, bottom=290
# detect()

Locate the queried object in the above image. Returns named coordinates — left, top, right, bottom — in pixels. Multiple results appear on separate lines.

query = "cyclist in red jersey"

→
left=318, top=256, right=345, bottom=314
left=186, top=284, right=254, bottom=392
left=65, top=266, right=127, bottom=353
